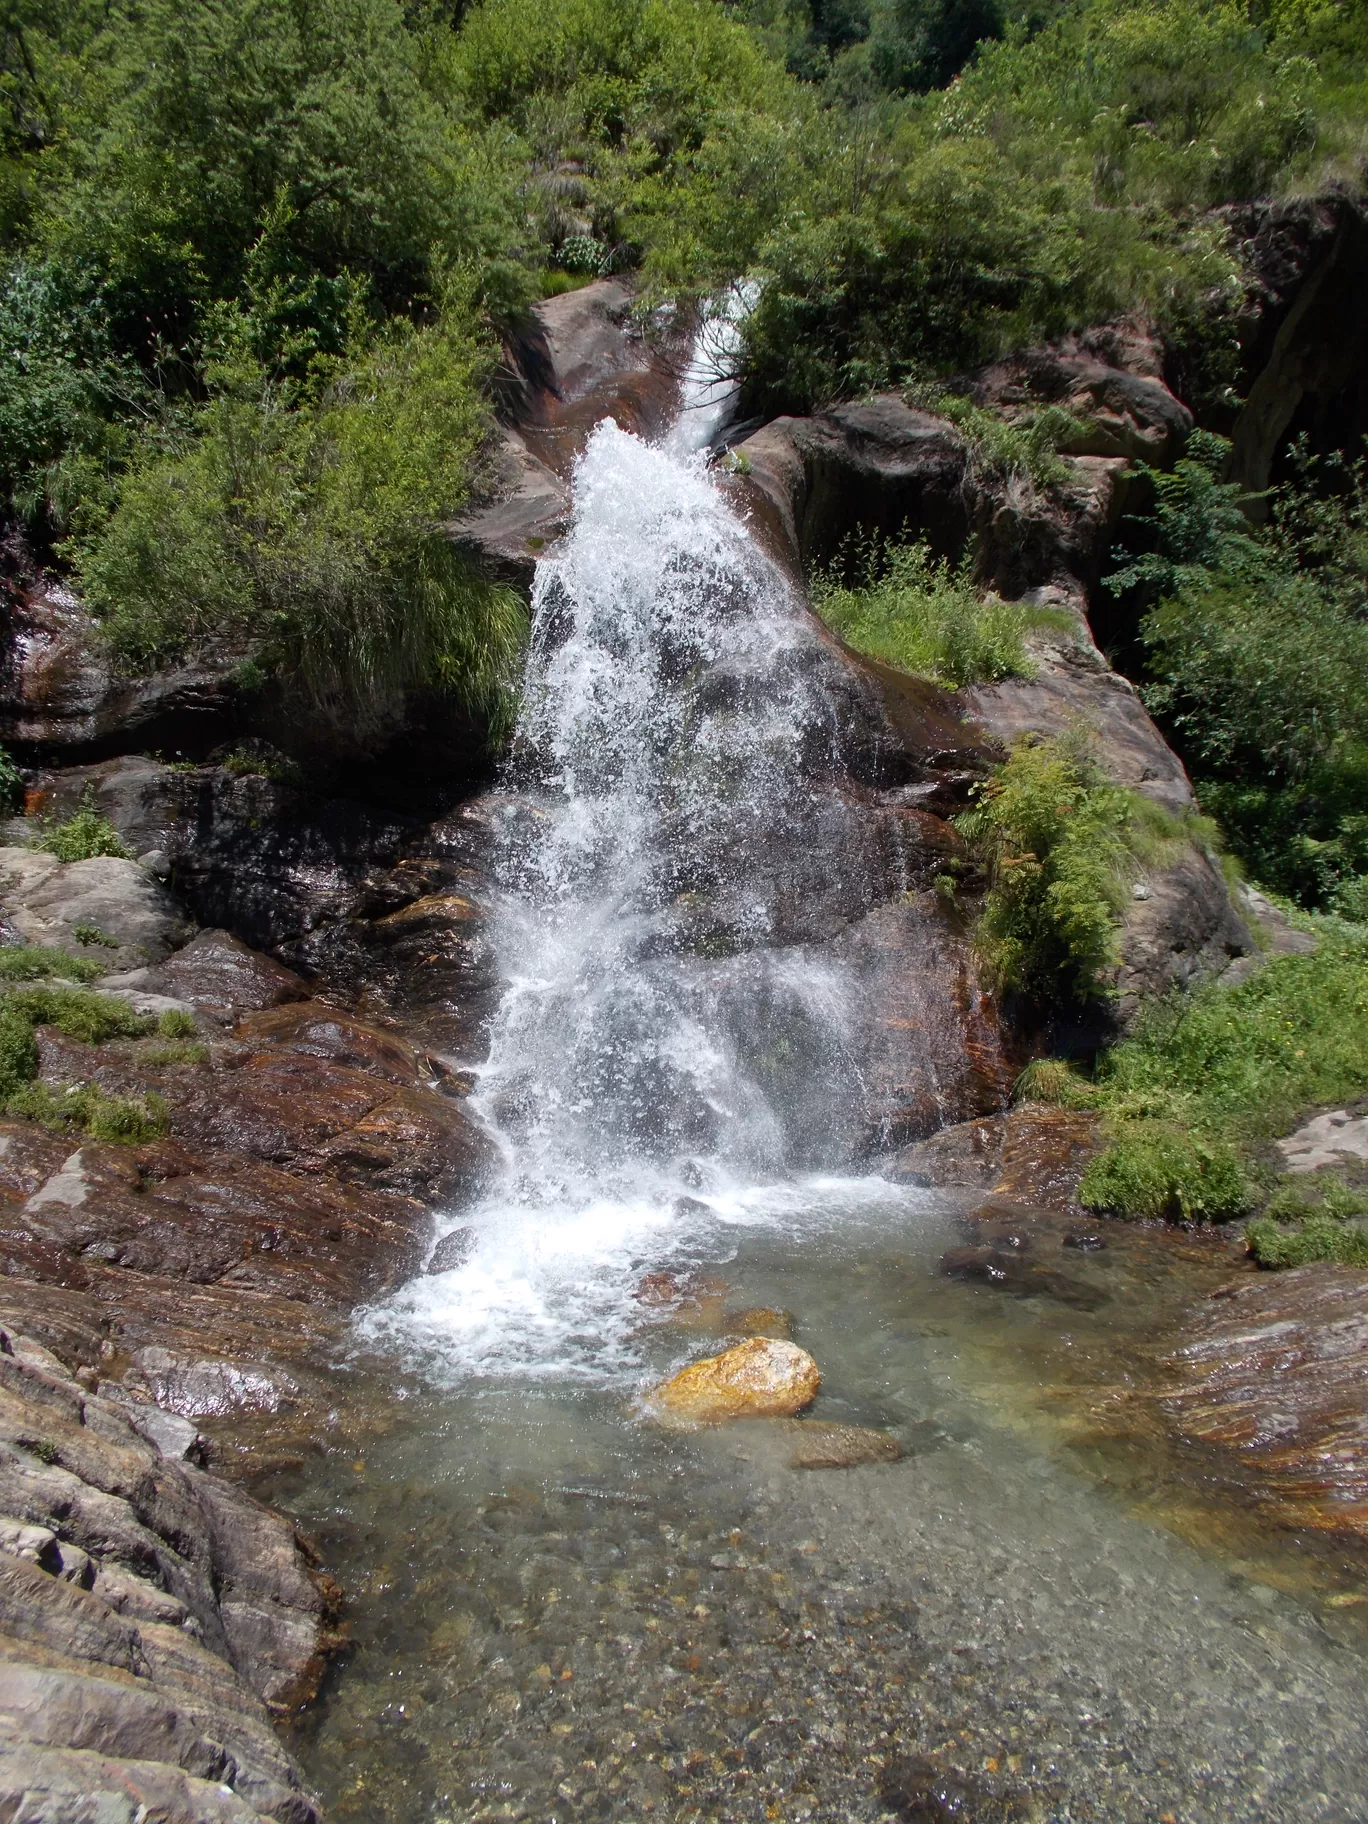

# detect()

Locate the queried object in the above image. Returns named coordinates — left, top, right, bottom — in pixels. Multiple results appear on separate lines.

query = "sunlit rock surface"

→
left=646, top=1338, right=822, bottom=1425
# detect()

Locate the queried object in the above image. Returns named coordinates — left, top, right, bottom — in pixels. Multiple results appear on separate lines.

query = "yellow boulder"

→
left=645, top=1337, right=820, bottom=1425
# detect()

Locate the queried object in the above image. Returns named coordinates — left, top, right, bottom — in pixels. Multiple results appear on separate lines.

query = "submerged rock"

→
left=780, top=1419, right=901, bottom=1469
left=723, top=1305, right=793, bottom=1340
left=645, top=1338, right=821, bottom=1425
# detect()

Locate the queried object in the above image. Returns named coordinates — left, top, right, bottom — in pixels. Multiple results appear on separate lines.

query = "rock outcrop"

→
left=1158, top=1265, right=1368, bottom=1542
left=0, top=1322, right=333, bottom=1821
left=0, top=843, right=194, bottom=972
left=1221, top=192, right=1368, bottom=508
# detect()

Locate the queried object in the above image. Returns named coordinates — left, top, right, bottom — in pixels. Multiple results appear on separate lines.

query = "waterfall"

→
left=364, top=405, right=900, bottom=1381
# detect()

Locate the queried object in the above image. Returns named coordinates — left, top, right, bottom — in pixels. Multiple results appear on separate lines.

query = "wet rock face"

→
left=0, top=1323, right=331, bottom=1821
left=889, top=1106, right=1101, bottom=1210
left=1158, top=1265, right=1368, bottom=1543
left=0, top=584, right=241, bottom=760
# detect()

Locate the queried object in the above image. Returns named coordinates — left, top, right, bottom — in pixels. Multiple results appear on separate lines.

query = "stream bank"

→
left=0, top=257, right=1366, bottom=1821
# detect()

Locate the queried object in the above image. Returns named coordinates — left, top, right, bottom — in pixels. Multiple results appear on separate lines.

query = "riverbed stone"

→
left=646, top=1338, right=821, bottom=1425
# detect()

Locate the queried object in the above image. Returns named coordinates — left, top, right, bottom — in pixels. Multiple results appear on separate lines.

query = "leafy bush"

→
left=1078, top=1129, right=1251, bottom=1222
left=0, top=743, right=23, bottom=813
left=1034, top=919, right=1368, bottom=1220
left=1111, top=435, right=1368, bottom=907
left=810, top=533, right=1070, bottom=685
left=28, top=791, right=133, bottom=862
left=954, top=731, right=1184, bottom=1003
left=73, top=305, right=528, bottom=729
left=72, top=923, right=118, bottom=948
left=1245, top=1211, right=1368, bottom=1268
left=0, top=1004, right=39, bottom=1100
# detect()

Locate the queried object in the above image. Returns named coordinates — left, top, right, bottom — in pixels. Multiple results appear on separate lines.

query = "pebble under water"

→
left=262, top=1185, right=1368, bottom=1824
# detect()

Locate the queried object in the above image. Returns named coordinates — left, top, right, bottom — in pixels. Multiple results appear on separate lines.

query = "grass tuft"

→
left=811, top=533, right=1071, bottom=688
left=0, top=946, right=102, bottom=984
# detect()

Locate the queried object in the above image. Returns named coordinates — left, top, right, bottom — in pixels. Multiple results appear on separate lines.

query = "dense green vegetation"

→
left=953, top=731, right=1212, bottom=1003
left=0, top=0, right=1361, bottom=733
left=1018, top=919, right=1368, bottom=1222
left=1108, top=434, right=1368, bottom=913
left=1245, top=1174, right=1368, bottom=1266
left=810, top=534, right=1070, bottom=685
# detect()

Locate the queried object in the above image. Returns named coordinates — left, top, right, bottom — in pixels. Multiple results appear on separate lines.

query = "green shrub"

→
left=28, top=791, right=133, bottom=862
left=954, top=731, right=1141, bottom=1002
left=1109, top=435, right=1368, bottom=908
left=140, top=1039, right=210, bottom=1069
left=904, top=389, right=1091, bottom=492
left=156, top=1009, right=198, bottom=1039
left=5, top=1080, right=168, bottom=1143
left=0, top=743, right=22, bottom=814
left=1078, top=1128, right=1251, bottom=1222
left=1087, top=927, right=1368, bottom=1141
left=72, top=923, right=118, bottom=949
left=74, top=305, right=528, bottom=733
left=0, top=946, right=102, bottom=984
left=1038, top=920, right=1368, bottom=1224
left=810, top=533, right=1072, bottom=686
left=1246, top=1212, right=1368, bottom=1270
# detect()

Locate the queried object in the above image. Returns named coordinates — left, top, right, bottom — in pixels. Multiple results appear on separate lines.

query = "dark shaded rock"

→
left=1063, top=1231, right=1106, bottom=1251
left=778, top=1418, right=901, bottom=1469
left=940, top=1245, right=1014, bottom=1285
left=0, top=1324, right=333, bottom=1817
left=731, top=399, right=969, bottom=575
left=880, top=1754, right=1015, bottom=1821
left=0, top=585, right=241, bottom=762
left=1222, top=193, right=1368, bottom=508
left=1157, top=1264, right=1368, bottom=1541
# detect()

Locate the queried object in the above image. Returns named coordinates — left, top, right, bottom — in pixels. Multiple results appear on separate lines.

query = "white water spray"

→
left=365, top=395, right=888, bottom=1380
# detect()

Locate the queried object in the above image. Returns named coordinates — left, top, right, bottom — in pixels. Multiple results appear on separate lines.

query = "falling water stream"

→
left=273, top=360, right=1368, bottom=1821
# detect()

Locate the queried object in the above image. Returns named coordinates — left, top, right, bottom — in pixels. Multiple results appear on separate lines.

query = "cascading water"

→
left=365, top=400, right=909, bottom=1381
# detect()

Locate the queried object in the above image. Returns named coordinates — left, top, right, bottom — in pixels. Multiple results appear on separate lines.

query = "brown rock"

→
left=645, top=1338, right=821, bottom=1426
left=890, top=1105, right=1100, bottom=1209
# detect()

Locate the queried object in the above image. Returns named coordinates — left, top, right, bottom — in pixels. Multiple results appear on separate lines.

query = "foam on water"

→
left=362, top=406, right=893, bottom=1382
